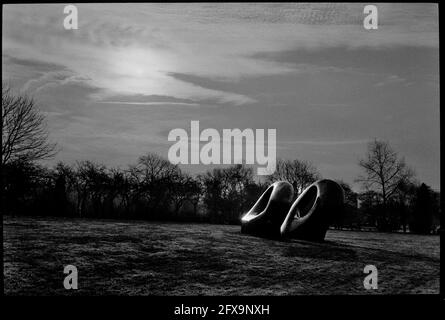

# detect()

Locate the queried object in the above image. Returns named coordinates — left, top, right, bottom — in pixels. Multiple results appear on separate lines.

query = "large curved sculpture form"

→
left=280, top=179, right=344, bottom=241
left=241, top=181, right=294, bottom=238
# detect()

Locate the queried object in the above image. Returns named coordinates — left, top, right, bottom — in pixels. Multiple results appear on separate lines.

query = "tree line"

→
left=2, top=155, right=264, bottom=224
left=1, top=84, right=441, bottom=233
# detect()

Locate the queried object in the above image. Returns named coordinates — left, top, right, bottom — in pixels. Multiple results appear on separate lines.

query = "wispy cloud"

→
left=374, top=74, right=407, bottom=87
left=279, top=139, right=370, bottom=146
left=308, top=103, right=352, bottom=108
left=22, top=70, right=91, bottom=94
left=96, top=101, right=201, bottom=107
left=3, top=3, right=438, bottom=106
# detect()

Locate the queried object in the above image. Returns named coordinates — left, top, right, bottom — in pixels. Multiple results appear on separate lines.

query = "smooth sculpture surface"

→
left=241, top=179, right=344, bottom=241
left=280, top=179, right=344, bottom=241
left=241, top=181, right=294, bottom=238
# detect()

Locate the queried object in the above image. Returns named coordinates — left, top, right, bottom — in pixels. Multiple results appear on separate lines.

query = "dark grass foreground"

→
left=3, top=216, right=439, bottom=295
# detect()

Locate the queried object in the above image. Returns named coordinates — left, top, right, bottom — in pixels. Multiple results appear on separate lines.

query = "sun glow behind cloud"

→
left=111, top=48, right=159, bottom=78
left=106, top=47, right=168, bottom=95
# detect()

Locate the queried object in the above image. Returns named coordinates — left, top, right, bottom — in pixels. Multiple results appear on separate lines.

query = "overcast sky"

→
left=2, top=3, right=439, bottom=190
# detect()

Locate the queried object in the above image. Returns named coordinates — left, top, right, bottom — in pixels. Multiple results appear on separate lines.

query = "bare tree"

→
left=266, top=158, right=321, bottom=195
left=129, top=153, right=180, bottom=215
left=200, top=164, right=256, bottom=223
left=1, top=84, right=57, bottom=165
left=357, top=139, right=414, bottom=215
left=170, top=173, right=201, bottom=216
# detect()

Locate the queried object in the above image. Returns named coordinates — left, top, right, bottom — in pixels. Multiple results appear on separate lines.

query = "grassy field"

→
left=3, top=215, right=440, bottom=295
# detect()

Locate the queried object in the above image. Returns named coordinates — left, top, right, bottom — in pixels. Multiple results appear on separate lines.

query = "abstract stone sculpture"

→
left=280, top=179, right=344, bottom=241
left=241, top=181, right=294, bottom=238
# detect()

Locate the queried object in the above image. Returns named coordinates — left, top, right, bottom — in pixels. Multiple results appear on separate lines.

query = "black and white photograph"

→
left=2, top=2, right=441, bottom=302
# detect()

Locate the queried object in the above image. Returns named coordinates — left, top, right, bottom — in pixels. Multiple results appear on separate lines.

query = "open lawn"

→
left=3, top=216, right=440, bottom=295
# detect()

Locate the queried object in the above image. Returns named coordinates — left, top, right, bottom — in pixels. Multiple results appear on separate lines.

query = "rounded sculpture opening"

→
left=250, top=186, right=273, bottom=216
left=295, top=185, right=317, bottom=218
